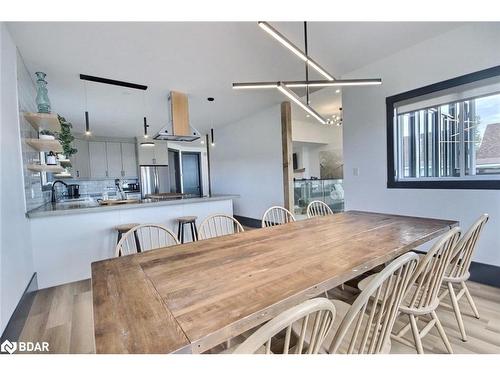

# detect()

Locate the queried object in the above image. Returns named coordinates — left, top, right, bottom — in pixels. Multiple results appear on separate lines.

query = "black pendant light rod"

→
left=85, top=111, right=90, bottom=135
left=304, top=21, right=310, bottom=105
left=211, top=128, right=214, bottom=145
left=143, top=117, right=149, bottom=137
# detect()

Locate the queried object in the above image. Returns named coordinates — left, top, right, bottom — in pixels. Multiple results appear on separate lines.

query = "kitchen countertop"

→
left=26, top=194, right=239, bottom=219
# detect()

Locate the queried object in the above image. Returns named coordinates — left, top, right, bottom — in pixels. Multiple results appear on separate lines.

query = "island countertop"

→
left=27, top=194, right=239, bottom=219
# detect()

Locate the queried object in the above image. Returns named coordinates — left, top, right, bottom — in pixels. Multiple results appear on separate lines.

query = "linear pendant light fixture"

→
left=258, top=21, right=334, bottom=81
left=277, top=83, right=326, bottom=124
left=233, top=78, right=382, bottom=90
left=233, top=22, right=382, bottom=124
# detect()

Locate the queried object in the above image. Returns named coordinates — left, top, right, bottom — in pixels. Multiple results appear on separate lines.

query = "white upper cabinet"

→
left=137, top=141, right=168, bottom=165
left=71, top=139, right=90, bottom=179
left=154, top=141, right=169, bottom=165
left=89, top=141, right=108, bottom=178
left=106, top=142, right=123, bottom=178
left=121, top=142, right=138, bottom=178
left=82, top=140, right=138, bottom=179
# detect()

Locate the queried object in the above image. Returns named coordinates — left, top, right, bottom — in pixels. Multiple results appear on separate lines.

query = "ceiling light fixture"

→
left=140, top=141, right=155, bottom=147
left=233, top=79, right=381, bottom=90
left=85, top=111, right=91, bottom=136
left=143, top=117, right=149, bottom=138
left=277, top=83, right=327, bottom=124
left=210, top=128, right=215, bottom=147
left=258, top=21, right=334, bottom=81
left=83, top=80, right=91, bottom=136
left=233, top=22, right=382, bottom=125
left=232, top=82, right=278, bottom=90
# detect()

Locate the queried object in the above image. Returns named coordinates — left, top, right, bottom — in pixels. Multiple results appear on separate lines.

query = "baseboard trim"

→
left=468, top=261, right=500, bottom=288
left=0, top=272, right=38, bottom=342
left=412, top=250, right=500, bottom=288
left=234, top=215, right=261, bottom=228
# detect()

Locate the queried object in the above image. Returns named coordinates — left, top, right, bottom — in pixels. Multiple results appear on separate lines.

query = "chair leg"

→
left=448, top=282, right=467, bottom=341
left=409, top=314, right=424, bottom=354
left=432, top=311, right=453, bottom=354
left=190, top=222, right=196, bottom=242
left=461, top=281, right=480, bottom=319
left=177, top=223, right=181, bottom=243
left=134, top=231, right=141, bottom=253
left=192, top=222, right=198, bottom=241
left=180, top=223, right=185, bottom=244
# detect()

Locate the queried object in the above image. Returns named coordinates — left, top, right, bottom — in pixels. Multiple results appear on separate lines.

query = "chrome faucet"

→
left=115, top=179, right=127, bottom=200
left=51, top=180, right=68, bottom=203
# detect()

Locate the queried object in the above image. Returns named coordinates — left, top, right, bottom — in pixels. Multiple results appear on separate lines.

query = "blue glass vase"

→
left=35, top=72, right=51, bottom=113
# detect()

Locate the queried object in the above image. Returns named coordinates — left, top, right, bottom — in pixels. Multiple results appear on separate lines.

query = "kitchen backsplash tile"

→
left=53, top=178, right=139, bottom=197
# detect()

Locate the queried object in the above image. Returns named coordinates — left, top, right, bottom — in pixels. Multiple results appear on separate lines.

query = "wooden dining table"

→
left=91, top=210, right=458, bottom=353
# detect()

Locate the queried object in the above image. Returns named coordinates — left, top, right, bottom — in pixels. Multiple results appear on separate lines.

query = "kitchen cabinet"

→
left=137, top=141, right=169, bottom=165
left=75, top=140, right=138, bottom=179
left=71, top=139, right=90, bottom=179
left=89, top=141, right=108, bottom=178
left=121, top=142, right=138, bottom=178
left=106, top=142, right=123, bottom=178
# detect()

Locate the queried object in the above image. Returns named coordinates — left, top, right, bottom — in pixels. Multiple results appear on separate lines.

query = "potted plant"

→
left=57, top=115, right=77, bottom=161
left=39, top=129, right=55, bottom=140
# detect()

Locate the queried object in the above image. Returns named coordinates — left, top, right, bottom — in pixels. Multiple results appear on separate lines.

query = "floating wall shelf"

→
left=24, top=112, right=61, bottom=132
left=25, top=138, right=63, bottom=153
left=53, top=172, right=72, bottom=178
left=58, top=159, right=72, bottom=167
left=27, top=164, right=64, bottom=173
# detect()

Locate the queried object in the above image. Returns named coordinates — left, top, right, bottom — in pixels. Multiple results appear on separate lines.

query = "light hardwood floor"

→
left=17, top=277, right=500, bottom=354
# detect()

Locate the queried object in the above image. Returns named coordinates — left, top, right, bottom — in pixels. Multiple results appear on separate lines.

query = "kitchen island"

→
left=28, top=195, right=238, bottom=288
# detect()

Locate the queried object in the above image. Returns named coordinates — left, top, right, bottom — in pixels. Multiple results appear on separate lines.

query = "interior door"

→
left=181, top=152, right=202, bottom=197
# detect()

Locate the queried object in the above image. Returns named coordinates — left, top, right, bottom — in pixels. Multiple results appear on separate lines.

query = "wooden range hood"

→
left=154, top=91, right=201, bottom=142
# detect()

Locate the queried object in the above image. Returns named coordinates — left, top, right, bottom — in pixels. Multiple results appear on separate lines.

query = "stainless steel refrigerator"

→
left=139, top=166, right=170, bottom=198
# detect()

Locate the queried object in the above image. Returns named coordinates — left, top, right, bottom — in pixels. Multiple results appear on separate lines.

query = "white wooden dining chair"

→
left=389, top=227, right=461, bottom=354
left=292, top=252, right=418, bottom=354
left=115, top=224, right=179, bottom=257
left=261, top=206, right=296, bottom=228
left=438, top=214, right=488, bottom=341
left=232, top=298, right=337, bottom=354
left=198, top=214, right=244, bottom=240
left=306, top=200, right=334, bottom=218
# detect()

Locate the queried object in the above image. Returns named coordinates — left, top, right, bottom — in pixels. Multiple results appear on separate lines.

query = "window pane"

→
left=465, top=93, right=500, bottom=175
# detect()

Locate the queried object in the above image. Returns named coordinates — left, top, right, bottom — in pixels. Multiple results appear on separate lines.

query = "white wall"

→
left=0, top=23, right=35, bottom=333
left=211, top=104, right=284, bottom=220
left=342, top=23, right=500, bottom=266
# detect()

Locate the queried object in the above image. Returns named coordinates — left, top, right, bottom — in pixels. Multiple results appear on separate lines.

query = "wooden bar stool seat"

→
left=176, top=216, right=198, bottom=243
left=114, top=223, right=141, bottom=252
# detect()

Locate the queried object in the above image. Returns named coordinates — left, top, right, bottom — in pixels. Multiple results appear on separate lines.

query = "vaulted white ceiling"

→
left=8, top=22, right=464, bottom=137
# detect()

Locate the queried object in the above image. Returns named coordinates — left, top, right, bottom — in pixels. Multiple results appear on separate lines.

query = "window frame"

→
left=387, top=64, right=500, bottom=190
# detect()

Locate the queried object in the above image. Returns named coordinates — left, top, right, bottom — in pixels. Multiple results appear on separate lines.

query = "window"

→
left=387, top=65, right=500, bottom=189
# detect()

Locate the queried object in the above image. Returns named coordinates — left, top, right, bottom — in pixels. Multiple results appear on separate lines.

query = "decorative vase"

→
left=35, top=72, right=51, bottom=113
